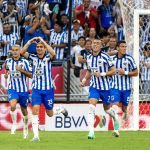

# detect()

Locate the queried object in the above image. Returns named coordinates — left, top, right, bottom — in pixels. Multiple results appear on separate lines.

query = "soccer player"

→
left=81, top=39, right=119, bottom=139
left=5, top=44, right=32, bottom=138
left=111, top=40, right=138, bottom=135
left=21, top=37, right=68, bottom=142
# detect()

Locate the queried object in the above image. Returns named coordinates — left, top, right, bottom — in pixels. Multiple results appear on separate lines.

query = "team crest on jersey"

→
left=42, top=60, right=46, bottom=65
left=19, top=63, right=24, bottom=68
left=98, top=59, right=104, bottom=66
left=123, top=61, right=128, bottom=68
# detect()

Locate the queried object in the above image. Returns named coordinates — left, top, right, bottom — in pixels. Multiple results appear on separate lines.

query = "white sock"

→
left=88, top=104, right=96, bottom=134
left=23, top=115, right=28, bottom=129
left=10, top=110, right=17, bottom=124
left=105, top=108, right=115, bottom=120
left=53, top=106, right=64, bottom=115
left=32, top=115, right=39, bottom=138
left=112, top=105, right=119, bottom=114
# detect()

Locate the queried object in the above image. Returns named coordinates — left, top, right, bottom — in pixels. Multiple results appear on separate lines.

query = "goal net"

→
left=118, top=0, right=150, bottom=130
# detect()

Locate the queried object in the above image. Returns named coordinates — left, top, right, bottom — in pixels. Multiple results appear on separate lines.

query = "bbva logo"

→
left=55, top=116, right=88, bottom=128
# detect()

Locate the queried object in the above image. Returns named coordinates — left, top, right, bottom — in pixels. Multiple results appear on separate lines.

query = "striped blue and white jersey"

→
left=86, top=51, right=114, bottom=90
left=111, top=54, right=137, bottom=90
left=49, top=29, right=67, bottom=60
left=1, top=0, right=8, bottom=13
left=5, top=57, right=32, bottom=92
left=16, top=0, right=28, bottom=19
left=28, top=53, right=54, bottom=90
left=65, top=26, right=84, bottom=43
left=0, top=33, right=19, bottom=56
left=140, top=56, right=150, bottom=81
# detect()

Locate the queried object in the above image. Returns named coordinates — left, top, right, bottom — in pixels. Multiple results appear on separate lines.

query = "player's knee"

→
left=46, top=110, right=53, bottom=117
left=47, top=112, right=53, bottom=117
left=11, top=106, right=16, bottom=111
left=22, top=109, right=28, bottom=116
left=89, top=104, right=96, bottom=113
left=32, top=109, right=39, bottom=115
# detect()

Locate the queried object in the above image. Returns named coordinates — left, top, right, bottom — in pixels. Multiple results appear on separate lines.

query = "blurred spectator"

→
left=100, top=31, right=110, bottom=52
left=107, top=37, right=117, bottom=52
left=23, top=17, right=47, bottom=54
left=27, top=0, right=40, bottom=18
left=140, top=45, right=150, bottom=94
left=3, top=1, right=22, bottom=35
left=71, top=19, right=84, bottom=47
left=87, top=27, right=100, bottom=42
left=39, top=0, right=52, bottom=17
left=20, top=15, right=31, bottom=44
left=0, top=23, right=19, bottom=59
left=78, top=39, right=92, bottom=69
left=98, top=0, right=115, bottom=32
left=83, top=20, right=90, bottom=37
left=116, top=16, right=124, bottom=42
left=16, top=0, right=28, bottom=20
left=60, top=14, right=69, bottom=32
left=0, top=0, right=8, bottom=13
left=72, top=36, right=86, bottom=77
left=74, top=0, right=98, bottom=28
left=42, top=20, right=67, bottom=60
left=108, top=26, right=117, bottom=38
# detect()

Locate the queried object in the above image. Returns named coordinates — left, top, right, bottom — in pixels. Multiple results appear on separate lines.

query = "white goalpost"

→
left=134, top=9, right=150, bottom=131
left=119, top=0, right=150, bottom=131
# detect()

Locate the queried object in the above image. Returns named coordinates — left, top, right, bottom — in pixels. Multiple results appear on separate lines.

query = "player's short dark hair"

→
left=117, top=40, right=126, bottom=47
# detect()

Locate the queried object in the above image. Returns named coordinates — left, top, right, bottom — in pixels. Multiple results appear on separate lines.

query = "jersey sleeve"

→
left=24, top=60, right=32, bottom=72
left=129, top=57, right=137, bottom=70
left=28, top=53, right=37, bottom=61
left=5, top=59, right=9, bottom=70
left=106, top=56, right=114, bottom=68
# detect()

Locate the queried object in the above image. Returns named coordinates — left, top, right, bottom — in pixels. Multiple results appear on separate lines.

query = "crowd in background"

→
left=0, top=0, right=149, bottom=93
left=139, top=15, right=150, bottom=94
left=0, top=0, right=124, bottom=60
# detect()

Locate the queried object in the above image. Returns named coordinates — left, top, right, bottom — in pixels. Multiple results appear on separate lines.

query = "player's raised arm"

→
left=38, top=37, right=56, bottom=60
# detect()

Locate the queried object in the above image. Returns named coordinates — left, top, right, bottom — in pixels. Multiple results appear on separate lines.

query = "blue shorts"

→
left=111, top=89, right=131, bottom=106
left=88, top=87, right=111, bottom=105
left=32, top=88, right=54, bottom=110
left=8, top=89, right=29, bottom=108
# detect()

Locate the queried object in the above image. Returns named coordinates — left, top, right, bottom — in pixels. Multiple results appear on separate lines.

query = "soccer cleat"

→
left=31, top=137, right=40, bottom=142
left=23, top=127, right=28, bottom=139
left=112, top=130, right=120, bottom=137
left=61, top=107, right=68, bottom=117
left=11, top=123, right=17, bottom=134
left=88, top=132, right=95, bottom=139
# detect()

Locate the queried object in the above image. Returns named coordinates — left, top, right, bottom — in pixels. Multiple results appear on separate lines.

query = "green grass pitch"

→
left=0, top=131, right=149, bottom=150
